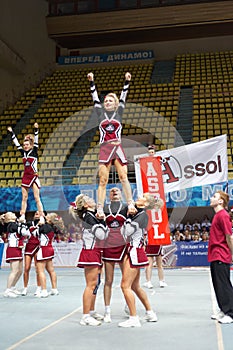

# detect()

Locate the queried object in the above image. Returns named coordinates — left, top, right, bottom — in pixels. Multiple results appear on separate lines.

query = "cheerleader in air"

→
left=70, top=194, right=109, bottom=326
left=7, top=123, right=44, bottom=223
left=36, top=213, right=64, bottom=298
left=87, top=72, right=136, bottom=217
left=118, top=194, right=164, bottom=327
left=3, top=212, right=30, bottom=298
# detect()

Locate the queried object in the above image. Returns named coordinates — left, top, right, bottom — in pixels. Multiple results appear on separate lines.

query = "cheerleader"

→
left=7, top=123, right=44, bottom=223
left=36, top=213, right=64, bottom=298
left=102, top=187, right=128, bottom=323
left=70, top=194, right=109, bottom=326
left=87, top=72, right=136, bottom=217
left=3, top=212, right=30, bottom=298
left=21, top=211, right=41, bottom=296
left=118, top=194, right=163, bottom=327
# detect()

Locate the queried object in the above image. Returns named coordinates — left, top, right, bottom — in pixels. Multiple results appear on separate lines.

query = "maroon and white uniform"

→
left=145, top=245, right=163, bottom=256
left=10, top=128, right=41, bottom=188
left=5, top=222, right=30, bottom=263
left=25, top=219, right=40, bottom=256
left=90, top=78, right=130, bottom=165
left=36, top=224, right=55, bottom=261
left=121, top=208, right=149, bottom=268
left=102, top=201, right=127, bottom=262
left=77, top=210, right=109, bottom=268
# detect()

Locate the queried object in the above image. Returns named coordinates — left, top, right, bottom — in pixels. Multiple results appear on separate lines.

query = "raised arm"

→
left=87, top=72, right=102, bottom=116
left=7, top=126, right=23, bottom=152
left=34, top=122, right=39, bottom=148
left=118, top=72, right=131, bottom=116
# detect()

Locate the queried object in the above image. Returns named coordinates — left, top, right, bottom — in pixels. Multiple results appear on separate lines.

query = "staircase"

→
left=175, top=87, right=193, bottom=147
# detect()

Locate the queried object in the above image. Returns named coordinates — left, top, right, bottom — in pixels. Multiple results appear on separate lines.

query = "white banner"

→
left=1, top=242, right=83, bottom=268
left=135, top=135, right=228, bottom=193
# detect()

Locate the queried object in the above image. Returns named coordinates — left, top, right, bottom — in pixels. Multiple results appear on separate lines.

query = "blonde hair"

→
left=4, top=212, right=16, bottom=223
left=144, top=193, right=164, bottom=211
left=46, top=213, right=64, bottom=232
left=105, top=93, right=119, bottom=110
left=69, top=194, right=88, bottom=219
left=24, top=134, right=34, bottom=146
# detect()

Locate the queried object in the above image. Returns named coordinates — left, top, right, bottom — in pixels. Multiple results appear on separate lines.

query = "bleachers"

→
left=175, top=51, right=233, bottom=172
left=0, top=51, right=233, bottom=186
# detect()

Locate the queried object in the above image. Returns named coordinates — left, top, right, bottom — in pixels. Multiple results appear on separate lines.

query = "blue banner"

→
left=0, top=243, right=4, bottom=268
left=0, top=181, right=232, bottom=212
left=175, top=241, right=209, bottom=267
left=58, top=50, right=154, bottom=65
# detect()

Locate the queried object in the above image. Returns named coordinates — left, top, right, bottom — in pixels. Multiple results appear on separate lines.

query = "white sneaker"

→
left=143, top=281, right=153, bottom=289
left=211, top=311, right=225, bottom=320
left=34, top=287, right=41, bottom=296
left=104, top=313, right=112, bottom=323
left=21, top=288, right=28, bottom=296
left=38, top=289, right=49, bottom=298
left=90, top=312, right=104, bottom=321
left=159, top=281, right=168, bottom=288
left=118, top=316, right=141, bottom=328
left=80, top=316, right=101, bottom=326
left=142, top=311, right=158, bottom=322
left=11, top=287, right=22, bottom=295
left=49, top=289, right=59, bottom=296
left=218, top=315, right=233, bottom=324
left=4, top=289, right=18, bottom=298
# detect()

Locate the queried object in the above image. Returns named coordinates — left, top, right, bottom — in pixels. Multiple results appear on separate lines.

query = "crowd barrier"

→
left=0, top=241, right=209, bottom=268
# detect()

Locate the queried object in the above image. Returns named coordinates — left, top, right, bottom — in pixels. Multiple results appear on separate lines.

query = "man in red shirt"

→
left=208, top=190, right=233, bottom=324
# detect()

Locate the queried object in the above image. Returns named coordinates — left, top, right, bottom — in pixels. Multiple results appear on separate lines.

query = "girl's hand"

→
left=125, top=72, right=131, bottom=81
left=7, top=126, right=12, bottom=132
left=34, top=122, right=38, bottom=128
left=87, top=72, right=94, bottom=81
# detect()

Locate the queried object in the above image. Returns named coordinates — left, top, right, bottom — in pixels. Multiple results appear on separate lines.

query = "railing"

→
left=47, top=0, right=226, bottom=17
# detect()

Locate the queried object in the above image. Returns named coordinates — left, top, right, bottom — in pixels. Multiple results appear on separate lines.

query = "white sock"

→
left=146, top=310, right=153, bottom=315
left=130, top=316, right=138, bottom=320
left=105, top=306, right=111, bottom=314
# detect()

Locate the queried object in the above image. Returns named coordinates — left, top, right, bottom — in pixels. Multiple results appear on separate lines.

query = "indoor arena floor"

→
left=0, top=267, right=232, bottom=350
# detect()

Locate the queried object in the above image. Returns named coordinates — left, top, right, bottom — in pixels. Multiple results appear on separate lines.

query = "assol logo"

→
left=160, top=155, right=222, bottom=183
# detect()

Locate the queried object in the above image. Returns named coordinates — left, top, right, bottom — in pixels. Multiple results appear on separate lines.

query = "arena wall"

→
left=0, top=0, right=56, bottom=111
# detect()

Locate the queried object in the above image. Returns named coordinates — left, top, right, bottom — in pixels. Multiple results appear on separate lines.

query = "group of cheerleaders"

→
left=1, top=71, right=165, bottom=327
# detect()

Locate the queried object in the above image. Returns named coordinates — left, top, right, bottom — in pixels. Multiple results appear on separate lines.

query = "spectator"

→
left=173, top=230, right=184, bottom=241
left=201, top=232, right=209, bottom=242
left=208, top=190, right=233, bottom=324
left=192, top=230, right=201, bottom=242
left=183, top=229, right=192, bottom=242
left=193, top=218, right=201, bottom=230
left=201, top=215, right=211, bottom=231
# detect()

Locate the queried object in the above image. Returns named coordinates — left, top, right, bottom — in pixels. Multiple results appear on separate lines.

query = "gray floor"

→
left=0, top=267, right=232, bottom=350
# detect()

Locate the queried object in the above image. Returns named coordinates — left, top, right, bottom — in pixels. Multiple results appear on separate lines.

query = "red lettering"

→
left=162, top=157, right=180, bottom=183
